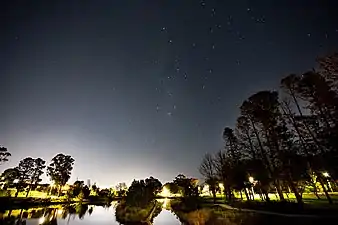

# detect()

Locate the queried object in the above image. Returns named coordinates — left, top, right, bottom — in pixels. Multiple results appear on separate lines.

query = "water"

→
left=0, top=200, right=181, bottom=225
left=0, top=200, right=333, bottom=225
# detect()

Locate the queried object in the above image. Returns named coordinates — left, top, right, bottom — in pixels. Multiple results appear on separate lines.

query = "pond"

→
left=0, top=199, right=333, bottom=225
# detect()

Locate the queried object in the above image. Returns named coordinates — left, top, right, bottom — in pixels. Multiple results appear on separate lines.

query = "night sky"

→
left=1, top=0, right=338, bottom=187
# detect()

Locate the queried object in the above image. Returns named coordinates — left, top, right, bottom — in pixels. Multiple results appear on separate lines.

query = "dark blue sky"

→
left=1, top=0, right=338, bottom=186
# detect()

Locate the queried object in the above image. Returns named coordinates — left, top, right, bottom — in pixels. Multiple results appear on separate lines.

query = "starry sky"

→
left=1, top=0, right=338, bottom=187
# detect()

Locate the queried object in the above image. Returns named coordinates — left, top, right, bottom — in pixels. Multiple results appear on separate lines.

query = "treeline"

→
left=200, top=53, right=338, bottom=205
left=1, top=153, right=74, bottom=197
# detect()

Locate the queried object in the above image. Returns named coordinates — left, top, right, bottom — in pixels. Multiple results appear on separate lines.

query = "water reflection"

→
left=0, top=204, right=100, bottom=225
left=0, top=200, right=332, bottom=225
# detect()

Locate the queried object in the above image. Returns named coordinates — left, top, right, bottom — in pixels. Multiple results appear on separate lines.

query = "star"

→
left=168, top=39, right=173, bottom=44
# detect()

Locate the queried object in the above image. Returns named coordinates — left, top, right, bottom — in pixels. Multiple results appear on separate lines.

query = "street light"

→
left=322, top=172, right=332, bottom=191
left=248, top=176, right=254, bottom=183
left=322, top=172, right=330, bottom=177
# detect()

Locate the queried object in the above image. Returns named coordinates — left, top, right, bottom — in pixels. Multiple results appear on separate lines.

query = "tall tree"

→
left=199, top=153, right=218, bottom=203
left=25, top=158, right=46, bottom=197
left=15, top=158, right=35, bottom=197
left=47, top=153, right=75, bottom=196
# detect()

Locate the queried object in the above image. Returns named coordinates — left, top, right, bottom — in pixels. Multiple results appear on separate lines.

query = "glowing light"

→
left=57, top=209, right=63, bottom=215
left=202, top=184, right=209, bottom=194
left=157, top=198, right=170, bottom=209
left=249, top=176, right=254, bottom=183
left=161, top=187, right=171, bottom=197
left=219, top=183, right=224, bottom=189
left=39, top=217, right=45, bottom=224
left=323, top=172, right=330, bottom=177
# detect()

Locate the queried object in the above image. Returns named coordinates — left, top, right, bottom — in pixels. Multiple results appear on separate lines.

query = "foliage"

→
left=125, top=176, right=162, bottom=207
left=47, top=153, right=74, bottom=195
left=115, top=182, right=128, bottom=197
left=173, top=174, right=199, bottom=198
left=1, top=168, right=19, bottom=188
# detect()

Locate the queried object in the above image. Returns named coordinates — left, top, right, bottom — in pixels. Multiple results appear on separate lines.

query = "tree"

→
left=72, top=180, right=84, bottom=197
left=0, top=146, right=11, bottom=165
left=15, top=158, right=35, bottom=197
left=125, top=176, right=162, bottom=207
left=25, top=158, right=46, bottom=197
left=47, top=153, right=75, bottom=196
left=1, top=168, right=19, bottom=190
left=163, top=182, right=180, bottom=195
left=115, top=182, right=128, bottom=197
left=199, top=153, right=218, bottom=203
left=173, top=174, right=199, bottom=198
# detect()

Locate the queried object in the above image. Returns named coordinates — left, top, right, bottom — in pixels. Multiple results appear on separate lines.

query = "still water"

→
left=0, top=200, right=181, bottom=225
left=0, top=199, right=333, bottom=225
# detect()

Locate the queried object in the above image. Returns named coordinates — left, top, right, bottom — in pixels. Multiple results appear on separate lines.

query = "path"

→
left=215, top=204, right=337, bottom=218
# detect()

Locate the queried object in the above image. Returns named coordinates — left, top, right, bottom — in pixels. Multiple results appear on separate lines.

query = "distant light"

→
left=249, top=176, right=254, bottom=183
left=39, top=217, right=45, bottom=224
left=219, top=183, right=224, bottom=189
left=161, top=187, right=171, bottom=197
left=323, top=172, right=330, bottom=177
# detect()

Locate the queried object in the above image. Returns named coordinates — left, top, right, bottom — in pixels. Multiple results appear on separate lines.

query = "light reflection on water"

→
left=0, top=200, right=181, bottom=225
left=0, top=199, right=332, bottom=225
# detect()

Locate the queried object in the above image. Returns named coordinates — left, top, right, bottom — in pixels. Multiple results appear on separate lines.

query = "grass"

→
left=200, top=192, right=338, bottom=216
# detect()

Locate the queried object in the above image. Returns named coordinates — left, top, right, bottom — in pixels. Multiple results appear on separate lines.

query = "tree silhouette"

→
left=25, top=157, right=46, bottom=197
left=199, top=153, right=218, bottom=203
left=0, top=146, right=11, bottom=165
left=47, top=153, right=75, bottom=196
left=199, top=52, right=338, bottom=205
left=1, top=168, right=19, bottom=190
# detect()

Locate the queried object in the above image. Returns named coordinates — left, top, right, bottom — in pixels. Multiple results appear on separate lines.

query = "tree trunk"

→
left=317, top=174, right=333, bottom=204
left=274, top=180, right=285, bottom=201
left=244, top=188, right=250, bottom=200
left=15, top=188, right=19, bottom=198
left=212, top=189, right=216, bottom=204
left=263, top=189, right=270, bottom=202
left=25, top=181, right=34, bottom=198
left=287, top=176, right=303, bottom=205
left=58, top=185, right=62, bottom=197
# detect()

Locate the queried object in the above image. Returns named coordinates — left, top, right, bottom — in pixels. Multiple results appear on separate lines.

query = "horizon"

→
left=1, top=0, right=338, bottom=186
